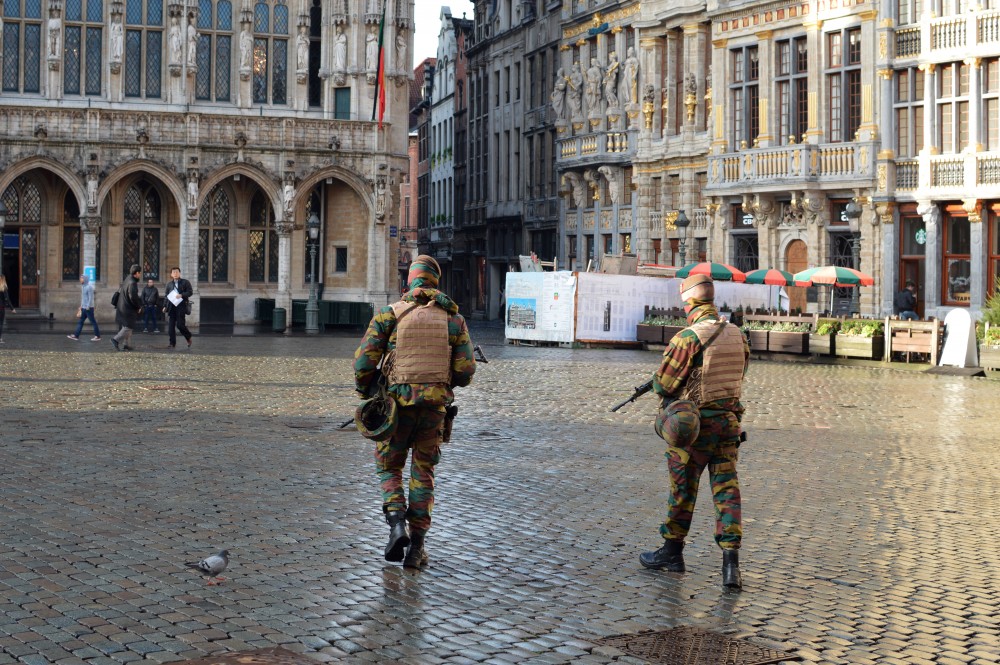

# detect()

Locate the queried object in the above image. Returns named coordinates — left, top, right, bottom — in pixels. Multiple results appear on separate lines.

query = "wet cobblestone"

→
left=0, top=328, right=998, bottom=663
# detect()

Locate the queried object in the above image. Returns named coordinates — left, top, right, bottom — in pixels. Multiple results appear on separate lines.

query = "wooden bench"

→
left=884, top=318, right=943, bottom=364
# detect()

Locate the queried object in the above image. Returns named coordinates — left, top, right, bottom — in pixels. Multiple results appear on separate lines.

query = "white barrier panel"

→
left=575, top=273, right=776, bottom=342
left=504, top=271, right=577, bottom=343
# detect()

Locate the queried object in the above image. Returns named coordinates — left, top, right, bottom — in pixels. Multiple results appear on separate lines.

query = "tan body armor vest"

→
left=678, top=321, right=746, bottom=406
left=386, top=301, right=451, bottom=385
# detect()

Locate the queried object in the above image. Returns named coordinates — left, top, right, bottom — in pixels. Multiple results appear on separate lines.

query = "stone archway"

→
left=785, top=239, right=808, bottom=314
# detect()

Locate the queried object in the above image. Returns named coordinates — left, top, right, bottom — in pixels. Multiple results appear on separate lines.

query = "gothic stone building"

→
left=0, top=0, right=412, bottom=327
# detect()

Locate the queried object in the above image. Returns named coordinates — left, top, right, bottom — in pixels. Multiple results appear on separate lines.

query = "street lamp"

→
left=675, top=209, right=691, bottom=266
left=844, top=199, right=863, bottom=315
left=305, top=212, right=320, bottom=335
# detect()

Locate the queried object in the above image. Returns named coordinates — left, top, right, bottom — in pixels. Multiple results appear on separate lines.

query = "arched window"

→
left=195, top=0, right=231, bottom=101
left=122, top=180, right=162, bottom=279
left=2, top=0, right=43, bottom=93
left=63, top=192, right=82, bottom=280
left=64, top=0, right=103, bottom=95
left=248, top=188, right=278, bottom=282
left=251, top=0, right=287, bottom=105
left=123, top=0, right=163, bottom=98
left=198, top=186, right=231, bottom=282
left=1, top=175, right=41, bottom=224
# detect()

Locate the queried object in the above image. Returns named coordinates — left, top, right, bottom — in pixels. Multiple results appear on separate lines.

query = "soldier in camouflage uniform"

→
left=354, top=255, right=476, bottom=569
left=640, top=273, right=750, bottom=590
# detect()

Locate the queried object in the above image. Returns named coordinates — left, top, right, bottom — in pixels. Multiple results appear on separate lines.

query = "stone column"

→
left=710, top=37, right=727, bottom=154
left=663, top=31, right=678, bottom=137
left=877, top=202, right=896, bottom=317
left=965, top=199, right=985, bottom=312
left=858, top=9, right=878, bottom=142
left=966, top=57, right=982, bottom=152
left=181, top=169, right=201, bottom=325
left=238, top=9, right=253, bottom=108
left=274, top=219, right=294, bottom=333
left=803, top=18, right=823, bottom=144
left=917, top=200, right=941, bottom=315
left=754, top=30, right=773, bottom=146
left=80, top=216, right=100, bottom=280
left=366, top=173, right=391, bottom=305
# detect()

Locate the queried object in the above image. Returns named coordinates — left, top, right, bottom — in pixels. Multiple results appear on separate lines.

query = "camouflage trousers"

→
left=375, top=404, right=445, bottom=534
left=660, top=414, right=742, bottom=550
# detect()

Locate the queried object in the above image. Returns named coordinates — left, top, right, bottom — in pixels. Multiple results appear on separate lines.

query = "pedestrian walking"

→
left=111, top=265, right=142, bottom=351
left=67, top=274, right=101, bottom=341
left=141, top=279, right=161, bottom=332
left=0, top=275, right=15, bottom=343
left=163, top=267, right=193, bottom=349
left=640, top=274, right=750, bottom=591
left=353, top=255, right=476, bottom=569
left=895, top=280, right=919, bottom=321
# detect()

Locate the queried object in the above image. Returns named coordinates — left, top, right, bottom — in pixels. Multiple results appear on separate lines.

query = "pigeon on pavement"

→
left=185, top=549, right=230, bottom=585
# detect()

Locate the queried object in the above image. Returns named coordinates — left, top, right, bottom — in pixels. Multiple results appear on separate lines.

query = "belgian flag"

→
left=371, top=0, right=387, bottom=129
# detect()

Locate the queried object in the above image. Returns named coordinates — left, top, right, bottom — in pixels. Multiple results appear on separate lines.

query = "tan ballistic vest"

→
left=387, top=301, right=451, bottom=385
left=678, top=321, right=745, bottom=406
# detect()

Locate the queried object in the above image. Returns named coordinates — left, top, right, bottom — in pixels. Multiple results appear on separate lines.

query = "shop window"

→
left=943, top=208, right=971, bottom=305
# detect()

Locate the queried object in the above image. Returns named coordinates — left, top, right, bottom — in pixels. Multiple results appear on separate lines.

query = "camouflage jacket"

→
left=353, top=287, right=476, bottom=407
left=652, top=303, right=749, bottom=421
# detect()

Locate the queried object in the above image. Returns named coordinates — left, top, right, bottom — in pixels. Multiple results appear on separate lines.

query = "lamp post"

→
left=675, top=209, right=690, bottom=266
left=844, top=198, right=863, bottom=315
left=0, top=200, right=6, bottom=277
left=305, top=212, right=320, bottom=335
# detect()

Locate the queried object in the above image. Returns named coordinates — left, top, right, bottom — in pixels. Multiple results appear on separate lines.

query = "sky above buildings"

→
left=412, top=1, right=474, bottom=68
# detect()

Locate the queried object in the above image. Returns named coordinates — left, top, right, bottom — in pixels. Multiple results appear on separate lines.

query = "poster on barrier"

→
left=575, top=273, right=777, bottom=342
left=504, top=271, right=576, bottom=343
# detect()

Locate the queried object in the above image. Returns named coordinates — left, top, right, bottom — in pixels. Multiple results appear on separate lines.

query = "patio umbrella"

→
left=675, top=262, right=747, bottom=282
left=793, top=266, right=874, bottom=287
left=744, top=268, right=795, bottom=286
left=745, top=269, right=795, bottom=312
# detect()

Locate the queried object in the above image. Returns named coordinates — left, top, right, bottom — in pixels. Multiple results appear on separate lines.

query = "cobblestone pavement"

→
left=0, top=327, right=998, bottom=665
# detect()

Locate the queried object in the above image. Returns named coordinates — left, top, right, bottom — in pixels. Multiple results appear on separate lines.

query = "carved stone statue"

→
left=564, top=172, right=587, bottom=208
left=187, top=17, right=197, bottom=64
left=550, top=67, right=566, bottom=120
left=620, top=47, right=639, bottom=106
left=240, top=28, right=252, bottom=70
left=603, top=52, right=619, bottom=108
left=86, top=167, right=99, bottom=209
left=48, top=14, right=61, bottom=58
left=567, top=62, right=584, bottom=120
left=334, top=26, right=347, bottom=72
left=283, top=182, right=295, bottom=217
left=110, top=18, right=123, bottom=62
left=296, top=25, right=309, bottom=72
left=585, top=58, right=603, bottom=116
left=597, top=165, right=622, bottom=205
left=169, top=16, right=182, bottom=65
left=187, top=172, right=199, bottom=210
left=366, top=25, right=379, bottom=72
left=395, top=31, right=407, bottom=71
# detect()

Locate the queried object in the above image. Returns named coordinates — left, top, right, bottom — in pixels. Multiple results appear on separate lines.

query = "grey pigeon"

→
left=185, top=549, right=230, bottom=585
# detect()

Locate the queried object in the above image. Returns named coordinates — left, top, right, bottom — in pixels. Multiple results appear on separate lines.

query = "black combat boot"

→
left=639, top=539, right=685, bottom=571
left=403, top=531, right=429, bottom=569
left=384, top=510, right=410, bottom=562
left=722, top=549, right=743, bottom=590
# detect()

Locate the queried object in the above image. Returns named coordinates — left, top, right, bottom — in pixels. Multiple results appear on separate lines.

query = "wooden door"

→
left=785, top=239, right=808, bottom=314
left=18, top=228, right=39, bottom=308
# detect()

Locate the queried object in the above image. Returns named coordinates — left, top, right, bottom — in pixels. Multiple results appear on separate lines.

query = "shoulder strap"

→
left=699, top=321, right=729, bottom=352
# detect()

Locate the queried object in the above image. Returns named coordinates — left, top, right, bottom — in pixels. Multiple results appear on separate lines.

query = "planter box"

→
left=767, top=331, right=809, bottom=354
left=662, top=326, right=685, bottom=345
left=636, top=324, right=664, bottom=344
left=981, top=346, right=1000, bottom=371
left=809, top=333, right=836, bottom=356
left=836, top=335, right=885, bottom=360
left=746, top=330, right=768, bottom=352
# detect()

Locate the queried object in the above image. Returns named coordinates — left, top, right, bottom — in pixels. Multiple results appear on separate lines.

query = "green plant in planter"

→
left=770, top=322, right=811, bottom=332
left=982, top=277, right=1000, bottom=348
left=641, top=315, right=688, bottom=326
left=815, top=321, right=840, bottom=335
left=741, top=320, right=774, bottom=331
left=838, top=320, right=884, bottom=337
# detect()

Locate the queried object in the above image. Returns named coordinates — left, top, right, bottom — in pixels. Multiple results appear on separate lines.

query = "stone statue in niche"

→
left=603, top=52, right=619, bottom=108
left=169, top=15, right=182, bottom=65
left=550, top=67, right=566, bottom=120
left=296, top=25, right=309, bottom=72
left=47, top=12, right=61, bottom=58
left=240, top=28, right=252, bottom=71
left=110, top=18, right=123, bottom=63
left=567, top=63, right=584, bottom=119
left=620, top=47, right=639, bottom=106
left=187, top=16, right=198, bottom=65
left=334, top=26, right=347, bottom=72
left=585, top=58, right=603, bottom=116
left=395, top=31, right=407, bottom=71
left=366, top=25, right=378, bottom=72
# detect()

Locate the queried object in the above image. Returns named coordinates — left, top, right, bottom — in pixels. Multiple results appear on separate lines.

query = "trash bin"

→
left=272, top=307, right=286, bottom=333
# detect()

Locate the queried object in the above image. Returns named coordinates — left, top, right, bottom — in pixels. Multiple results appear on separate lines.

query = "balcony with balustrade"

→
left=893, top=151, right=1000, bottom=199
left=705, top=141, right=877, bottom=194
left=556, top=129, right=637, bottom=168
left=894, top=9, right=1000, bottom=61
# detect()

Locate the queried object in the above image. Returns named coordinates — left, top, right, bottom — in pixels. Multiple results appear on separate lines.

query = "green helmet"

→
left=654, top=400, right=701, bottom=447
left=355, top=390, right=398, bottom=441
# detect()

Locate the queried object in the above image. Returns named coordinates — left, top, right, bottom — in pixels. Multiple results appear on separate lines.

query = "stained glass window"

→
left=252, top=1, right=287, bottom=105
left=123, top=181, right=162, bottom=280
left=63, top=1, right=102, bottom=96
left=197, top=186, right=230, bottom=282
left=248, top=189, right=277, bottom=283
left=123, top=0, right=163, bottom=98
left=195, top=0, right=231, bottom=101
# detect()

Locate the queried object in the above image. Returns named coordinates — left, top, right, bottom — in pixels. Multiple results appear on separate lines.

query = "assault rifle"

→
left=474, top=345, right=489, bottom=363
left=610, top=379, right=654, bottom=412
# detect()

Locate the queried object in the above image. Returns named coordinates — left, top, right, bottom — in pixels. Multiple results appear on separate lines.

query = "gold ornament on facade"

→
left=876, top=201, right=895, bottom=225
left=643, top=101, right=654, bottom=128
left=877, top=68, right=893, bottom=80
left=962, top=198, right=982, bottom=223
left=877, top=164, right=887, bottom=191
left=592, top=12, right=603, bottom=28
left=879, top=33, right=887, bottom=59
left=685, top=93, right=696, bottom=123
left=663, top=210, right=679, bottom=232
